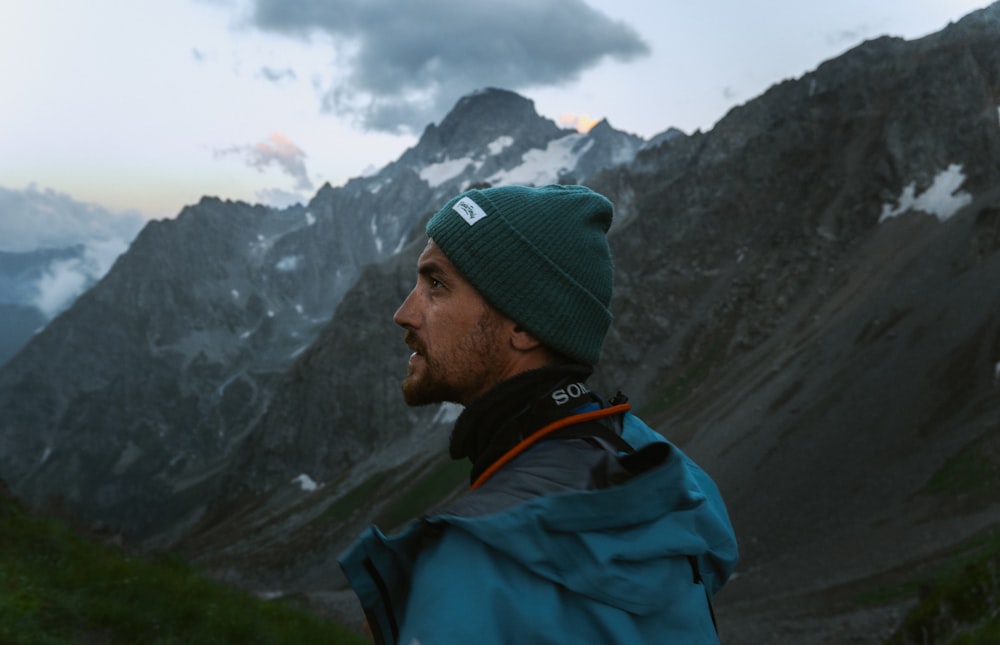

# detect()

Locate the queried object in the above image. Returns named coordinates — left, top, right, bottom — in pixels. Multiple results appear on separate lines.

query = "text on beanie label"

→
left=452, top=196, right=490, bottom=226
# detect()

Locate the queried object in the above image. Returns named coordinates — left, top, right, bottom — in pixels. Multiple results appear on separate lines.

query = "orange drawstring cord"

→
left=470, top=403, right=632, bottom=490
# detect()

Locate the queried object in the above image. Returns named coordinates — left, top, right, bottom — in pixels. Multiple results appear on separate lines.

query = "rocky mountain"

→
left=183, top=5, right=1000, bottom=644
left=0, top=88, right=648, bottom=540
left=593, top=9, right=1000, bottom=640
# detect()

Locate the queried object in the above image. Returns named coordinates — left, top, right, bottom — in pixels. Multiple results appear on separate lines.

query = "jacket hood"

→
left=434, top=414, right=738, bottom=616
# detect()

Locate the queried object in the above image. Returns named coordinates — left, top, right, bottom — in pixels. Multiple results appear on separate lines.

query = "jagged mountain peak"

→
left=409, top=87, right=567, bottom=163
left=589, top=117, right=646, bottom=139
left=436, top=87, right=554, bottom=137
left=384, top=87, right=652, bottom=195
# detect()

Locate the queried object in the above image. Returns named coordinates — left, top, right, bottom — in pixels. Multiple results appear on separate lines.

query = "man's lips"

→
left=404, top=331, right=426, bottom=360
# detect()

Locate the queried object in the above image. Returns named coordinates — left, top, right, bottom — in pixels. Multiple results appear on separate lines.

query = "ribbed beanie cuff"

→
left=426, top=184, right=614, bottom=366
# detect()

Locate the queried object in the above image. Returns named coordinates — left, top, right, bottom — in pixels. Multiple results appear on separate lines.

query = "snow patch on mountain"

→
left=275, top=256, right=302, bottom=272
left=488, top=135, right=514, bottom=155
left=248, top=234, right=276, bottom=260
left=488, top=133, right=593, bottom=186
left=420, top=157, right=480, bottom=188
left=878, top=164, right=973, bottom=223
left=370, top=217, right=386, bottom=254
left=291, top=473, right=319, bottom=491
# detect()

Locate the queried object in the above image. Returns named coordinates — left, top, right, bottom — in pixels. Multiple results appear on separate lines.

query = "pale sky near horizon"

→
left=0, top=0, right=991, bottom=228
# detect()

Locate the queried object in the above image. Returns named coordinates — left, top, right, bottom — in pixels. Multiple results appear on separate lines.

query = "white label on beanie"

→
left=453, top=196, right=489, bottom=226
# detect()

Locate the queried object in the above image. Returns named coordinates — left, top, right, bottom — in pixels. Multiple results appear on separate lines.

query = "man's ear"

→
left=510, top=324, right=544, bottom=352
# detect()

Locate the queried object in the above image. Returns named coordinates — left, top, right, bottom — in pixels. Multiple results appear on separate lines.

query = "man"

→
left=339, top=184, right=738, bottom=644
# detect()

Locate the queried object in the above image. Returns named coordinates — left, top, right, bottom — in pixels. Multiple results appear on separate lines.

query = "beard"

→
left=401, top=308, right=505, bottom=407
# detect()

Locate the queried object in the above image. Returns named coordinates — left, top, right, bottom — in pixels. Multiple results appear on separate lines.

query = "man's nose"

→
left=393, top=287, right=418, bottom=329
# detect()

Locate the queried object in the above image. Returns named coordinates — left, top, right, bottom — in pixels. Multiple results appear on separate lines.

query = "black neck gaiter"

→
left=449, top=363, right=598, bottom=484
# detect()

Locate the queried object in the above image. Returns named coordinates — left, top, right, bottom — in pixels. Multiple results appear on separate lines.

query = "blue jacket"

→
left=339, top=413, right=738, bottom=644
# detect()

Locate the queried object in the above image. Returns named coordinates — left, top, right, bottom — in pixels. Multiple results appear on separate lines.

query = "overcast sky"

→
left=0, top=0, right=991, bottom=234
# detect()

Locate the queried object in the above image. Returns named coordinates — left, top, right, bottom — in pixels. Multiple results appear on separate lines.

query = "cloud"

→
left=256, top=187, right=307, bottom=209
left=825, top=21, right=882, bottom=48
left=558, top=113, right=600, bottom=133
left=30, top=239, right=129, bottom=318
left=216, top=132, right=314, bottom=191
left=825, top=28, right=865, bottom=47
left=0, top=185, right=146, bottom=253
left=0, top=185, right=145, bottom=318
left=247, top=0, right=650, bottom=133
left=258, top=66, right=297, bottom=82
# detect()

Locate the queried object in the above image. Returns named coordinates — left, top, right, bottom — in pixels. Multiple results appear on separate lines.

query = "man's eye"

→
left=429, top=278, right=442, bottom=289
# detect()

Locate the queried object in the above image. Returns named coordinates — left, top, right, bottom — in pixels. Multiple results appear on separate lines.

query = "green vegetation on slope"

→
left=375, top=458, right=471, bottom=531
left=921, top=433, right=1000, bottom=501
left=882, top=526, right=1000, bottom=644
left=0, top=488, right=365, bottom=645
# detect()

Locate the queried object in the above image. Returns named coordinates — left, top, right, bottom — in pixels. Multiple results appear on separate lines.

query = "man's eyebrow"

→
left=417, top=260, right=447, bottom=278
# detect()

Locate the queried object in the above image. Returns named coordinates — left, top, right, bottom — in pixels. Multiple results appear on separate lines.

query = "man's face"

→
left=393, top=239, right=510, bottom=407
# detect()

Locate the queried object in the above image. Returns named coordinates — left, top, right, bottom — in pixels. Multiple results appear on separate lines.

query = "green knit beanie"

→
left=426, top=184, right=614, bottom=366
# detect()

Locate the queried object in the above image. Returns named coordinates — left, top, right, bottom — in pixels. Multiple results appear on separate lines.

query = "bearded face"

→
left=401, top=308, right=505, bottom=406
left=394, top=240, right=512, bottom=407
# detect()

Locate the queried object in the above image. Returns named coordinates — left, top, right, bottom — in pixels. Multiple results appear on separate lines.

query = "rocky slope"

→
left=598, top=9, right=1000, bottom=641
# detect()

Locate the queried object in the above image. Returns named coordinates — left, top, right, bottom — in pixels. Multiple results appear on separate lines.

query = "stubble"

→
left=401, top=307, right=506, bottom=406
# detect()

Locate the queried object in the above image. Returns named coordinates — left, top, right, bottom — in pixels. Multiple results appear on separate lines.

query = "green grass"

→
left=870, top=526, right=1000, bottom=644
left=947, top=616, right=1000, bottom=644
left=0, top=492, right=365, bottom=645
left=854, top=527, right=1000, bottom=608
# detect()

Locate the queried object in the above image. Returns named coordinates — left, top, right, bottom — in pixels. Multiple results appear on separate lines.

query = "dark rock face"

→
left=0, top=200, right=313, bottom=537
left=222, top=237, right=432, bottom=497
left=584, top=8, right=1000, bottom=641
